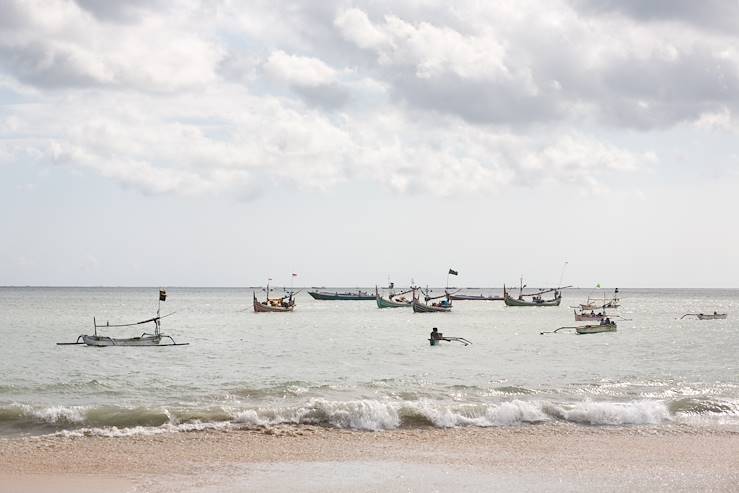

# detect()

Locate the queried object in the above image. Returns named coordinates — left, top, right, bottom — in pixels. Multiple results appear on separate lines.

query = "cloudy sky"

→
left=1, top=0, right=738, bottom=287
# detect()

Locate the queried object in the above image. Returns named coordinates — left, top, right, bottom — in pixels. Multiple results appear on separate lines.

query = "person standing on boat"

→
left=430, top=327, right=444, bottom=341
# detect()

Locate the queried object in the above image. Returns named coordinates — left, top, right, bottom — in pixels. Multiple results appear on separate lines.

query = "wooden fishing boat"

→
left=681, top=312, right=727, bottom=320
left=412, top=288, right=452, bottom=313
left=57, top=290, right=188, bottom=347
left=253, top=292, right=295, bottom=312
left=308, top=290, right=374, bottom=300
left=375, top=286, right=412, bottom=308
left=503, top=285, right=562, bottom=307
left=576, top=322, right=617, bottom=334
left=253, top=278, right=296, bottom=312
left=448, top=292, right=504, bottom=301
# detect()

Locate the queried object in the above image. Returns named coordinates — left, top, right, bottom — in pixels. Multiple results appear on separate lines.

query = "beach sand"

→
left=1, top=424, right=737, bottom=492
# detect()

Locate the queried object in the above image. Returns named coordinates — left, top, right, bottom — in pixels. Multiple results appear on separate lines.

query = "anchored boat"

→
left=253, top=278, right=296, bottom=312
left=576, top=322, right=617, bottom=334
left=376, top=286, right=412, bottom=308
left=503, top=284, right=563, bottom=306
left=412, top=288, right=452, bottom=313
left=680, top=312, right=727, bottom=320
left=448, top=292, right=504, bottom=301
left=308, top=290, right=375, bottom=300
left=57, top=290, right=188, bottom=347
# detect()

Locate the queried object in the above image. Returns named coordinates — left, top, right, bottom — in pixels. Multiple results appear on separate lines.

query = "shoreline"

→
left=1, top=424, right=737, bottom=491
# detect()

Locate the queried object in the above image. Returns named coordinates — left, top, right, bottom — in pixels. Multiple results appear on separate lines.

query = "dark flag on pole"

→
left=159, top=289, right=167, bottom=302
left=448, top=269, right=458, bottom=276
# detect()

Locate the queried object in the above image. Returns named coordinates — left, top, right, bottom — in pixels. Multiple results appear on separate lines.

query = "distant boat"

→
left=412, top=288, right=452, bottom=313
left=376, top=286, right=412, bottom=308
left=308, top=290, right=374, bottom=300
left=57, top=290, right=188, bottom=347
left=680, top=312, right=727, bottom=320
left=574, top=309, right=607, bottom=322
left=503, top=282, right=563, bottom=307
left=253, top=279, right=296, bottom=312
left=448, top=292, right=504, bottom=301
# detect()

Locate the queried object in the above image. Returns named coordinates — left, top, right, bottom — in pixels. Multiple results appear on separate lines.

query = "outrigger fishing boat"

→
left=375, top=286, right=412, bottom=308
left=503, top=283, right=564, bottom=307
left=541, top=319, right=617, bottom=335
left=308, top=290, right=374, bottom=300
left=680, top=312, right=727, bottom=320
left=575, top=288, right=621, bottom=310
left=428, top=327, right=471, bottom=346
left=412, top=288, right=452, bottom=313
left=57, top=290, right=188, bottom=347
left=253, top=278, right=296, bottom=312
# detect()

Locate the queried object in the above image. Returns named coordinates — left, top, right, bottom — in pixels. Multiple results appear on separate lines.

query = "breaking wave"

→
left=1, top=396, right=737, bottom=437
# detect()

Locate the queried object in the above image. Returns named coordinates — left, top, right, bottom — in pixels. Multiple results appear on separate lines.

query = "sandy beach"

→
left=1, top=425, right=737, bottom=492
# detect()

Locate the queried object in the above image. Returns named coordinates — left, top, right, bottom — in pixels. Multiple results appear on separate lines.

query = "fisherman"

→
left=430, top=327, right=444, bottom=340
left=604, top=317, right=611, bottom=325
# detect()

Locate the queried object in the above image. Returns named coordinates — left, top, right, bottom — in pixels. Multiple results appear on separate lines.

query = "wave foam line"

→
left=3, top=397, right=737, bottom=436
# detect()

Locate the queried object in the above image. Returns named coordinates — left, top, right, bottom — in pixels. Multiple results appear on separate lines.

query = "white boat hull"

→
left=576, top=324, right=617, bottom=334
left=82, top=334, right=163, bottom=346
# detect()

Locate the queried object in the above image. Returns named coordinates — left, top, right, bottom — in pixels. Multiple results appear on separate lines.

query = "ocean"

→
left=0, top=287, right=737, bottom=437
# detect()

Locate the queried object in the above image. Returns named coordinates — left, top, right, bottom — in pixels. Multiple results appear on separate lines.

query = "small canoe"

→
left=576, top=323, right=617, bottom=334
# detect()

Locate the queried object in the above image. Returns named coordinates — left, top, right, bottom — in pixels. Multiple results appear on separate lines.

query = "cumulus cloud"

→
left=6, top=0, right=739, bottom=199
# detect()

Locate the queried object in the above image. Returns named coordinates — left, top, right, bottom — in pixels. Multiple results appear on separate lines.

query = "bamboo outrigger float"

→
left=57, top=290, right=188, bottom=347
left=253, top=278, right=296, bottom=312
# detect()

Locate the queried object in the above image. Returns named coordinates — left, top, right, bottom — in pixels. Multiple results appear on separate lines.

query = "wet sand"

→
left=1, top=425, right=737, bottom=492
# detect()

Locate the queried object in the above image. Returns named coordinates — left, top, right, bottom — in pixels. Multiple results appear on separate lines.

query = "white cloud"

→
left=10, top=0, right=739, bottom=200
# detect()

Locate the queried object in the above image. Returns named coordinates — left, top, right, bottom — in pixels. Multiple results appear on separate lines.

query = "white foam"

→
left=545, top=400, right=671, bottom=425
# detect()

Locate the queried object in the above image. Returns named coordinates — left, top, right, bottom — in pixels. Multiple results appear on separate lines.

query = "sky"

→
left=1, top=0, right=738, bottom=288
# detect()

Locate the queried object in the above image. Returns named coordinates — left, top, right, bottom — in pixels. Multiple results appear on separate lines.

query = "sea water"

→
left=0, top=287, right=737, bottom=436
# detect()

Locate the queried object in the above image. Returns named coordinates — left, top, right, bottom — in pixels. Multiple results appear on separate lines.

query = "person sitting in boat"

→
left=430, top=328, right=444, bottom=340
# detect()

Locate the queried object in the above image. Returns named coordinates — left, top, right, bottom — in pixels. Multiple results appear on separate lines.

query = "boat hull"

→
left=696, top=314, right=727, bottom=320
left=82, top=334, right=163, bottom=346
left=576, top=323, right=617, bottom=334
left=412, top=299, right=452, bottom=313
left=376, top=296, right=411, bottom=308
left=308, top=291, right=375, bottom=301
left=449, top=294, right=504, bottom=301
left=504, top=292, right=561, bottom=307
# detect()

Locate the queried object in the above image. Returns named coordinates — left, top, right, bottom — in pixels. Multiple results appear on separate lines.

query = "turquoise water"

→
left=0, top=287, right=737, bottom=436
